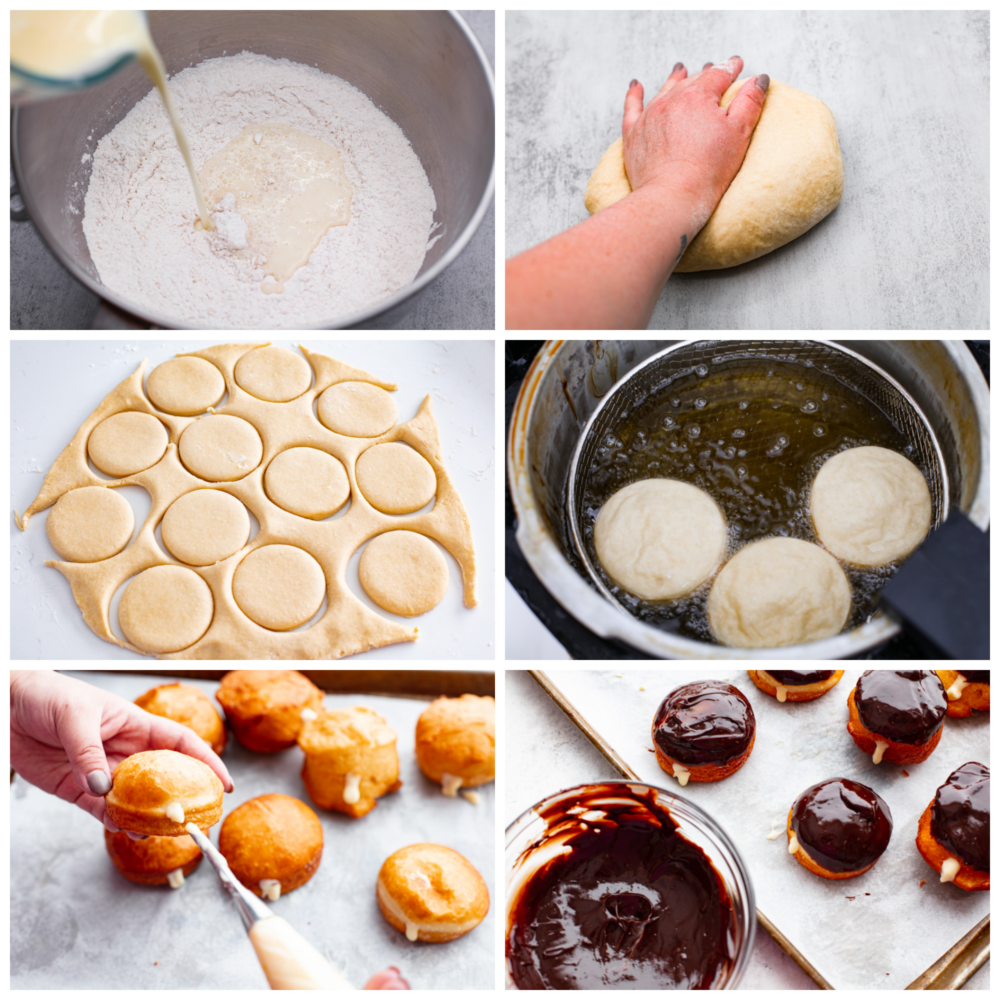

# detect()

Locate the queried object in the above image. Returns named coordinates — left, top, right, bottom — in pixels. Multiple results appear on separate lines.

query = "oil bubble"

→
left=732, top=428, right=745, bottom=439
left=813, top=425, right=826, bottom=437
left=737, top=449, right=747, bottom=458
left=671, top=397, right=681, bottom=407
left=695, top=365, right=708, bottom=377
left=801, top=400, right=818, bottom=413
left=662, top=415, right=676, bottom=429
left=694, top=397, right=707, bottom=409
left=766, top=435, right=789, bottom=457
left=686, top=424, right=701, bottom=439
left=738, top=400, right=749, bottom=410
left=736, top=465, right=748, bottom=479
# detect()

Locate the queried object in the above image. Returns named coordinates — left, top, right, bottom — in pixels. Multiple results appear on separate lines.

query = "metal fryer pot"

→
left=507, top=340, right=990, bottom=659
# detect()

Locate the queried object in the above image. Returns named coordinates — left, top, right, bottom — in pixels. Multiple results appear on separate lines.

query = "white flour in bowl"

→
left=82, top=52, right=436, bottom=328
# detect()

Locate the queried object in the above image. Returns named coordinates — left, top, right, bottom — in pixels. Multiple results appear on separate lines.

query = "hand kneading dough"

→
left=707, top=537, right=851, bottom=648
left=46, top=486, right=134, bottom=562
left=593, top=479, right=726, bottom=601
left=584, top=80, right=843, bottom=271
left=810, top=446, right=931, bottom=566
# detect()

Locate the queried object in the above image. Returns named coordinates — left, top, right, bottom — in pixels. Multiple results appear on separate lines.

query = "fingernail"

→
left=104, top=818, right=121, bottom=834
left=731, top=55, right=741, bottom=61
left=629, top=79, right=638, bottom=89
left=703, top=62, right=713, bottom=71
left=126, top=831, right=150, bottom=841
left=87, top=771, right=111, bottom=796
left=672, top=62, right=683, bottom=74
left=757, top=74, right=770, bottom=93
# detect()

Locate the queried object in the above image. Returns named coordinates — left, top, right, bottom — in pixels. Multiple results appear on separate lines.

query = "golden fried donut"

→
left=215, top=670, right=324, bottom=753
left=935, top=670, right=990, bottom=718
left=105, top=750, right=223, bottom=836
left=104, top=828, right=202, bottom=888
left=747, top=670, right=844, bottom=703
left=376, top=844, right=489, bottom=943
left=218, top=794, right=323, bottom=901
left=415, top=695, right=495, bottom=798
left=134, top=683, right=226, bottom=755
left=297, top=707, right=401, bottom=818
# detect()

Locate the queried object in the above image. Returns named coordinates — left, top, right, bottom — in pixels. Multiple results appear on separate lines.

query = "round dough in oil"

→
left=810, top=446, right=931, bottom=566
left=161, top=489, right=250, bottom=566
left=584, top=80, right=843, bottom=271
left=179, top=415, right=263, bottom=482
left=359, top=530, right=449, bottom=617
left=234, top=346, right=312, bottom=402
left=265, top=448, right=350, bottom=519
left=707, top=536, right=851, bottom=648
left=317, top=381, right=398, bottom=438
left=233, top=544, right=326, bottom=631
left=593, top=479, right=726, bottom=601
left=118, top=565, right=214, bottom=653
left=88, top=411, right=168, bottom=477
left=46, top=486, right=134, bottom=562
left=356, top=443, right=436, bottom=514
left=146, top=357, right=225, bottom=415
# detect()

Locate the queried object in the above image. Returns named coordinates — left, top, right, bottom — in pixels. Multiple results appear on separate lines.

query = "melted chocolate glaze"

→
left=855, top=670, right=946, bottom=744
left=931, top=762, right=990, bottom=873
left=959, top=670, right=990, bottom=685
left=652, top=681, right=755, bottom=766
left=792, top=778, right=893, bottom=874
left=507, top=785, right=737, bottom=989
left=767, top=670, right=834, bottom=686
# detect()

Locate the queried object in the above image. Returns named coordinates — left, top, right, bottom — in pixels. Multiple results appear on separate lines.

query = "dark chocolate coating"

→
left=767, top=670, right=834, bottom=686
left=855, top=670, right=946, bottom=744
left=792, top=778, right=893, bottom=874
left=652, top=681, right=755, bottom=766
left=506, top=784, right=737, bottom=989
left=959, top=670, right=990, bottom=685
left=931, top=762, right=990, bottom=873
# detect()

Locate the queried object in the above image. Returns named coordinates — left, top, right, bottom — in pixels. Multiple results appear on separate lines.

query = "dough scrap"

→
left=234, top=345, right=312, bottom=402
left=46, top=486, right=134, bottom=563
left=359, top=530, right=449, bottom=617
left=584, top=79, right=844, bottom=271
left=179, top=414, right=264, bottom=482
left=118, top=565, right=214, bottom=653
left=356, top=442, right=436, bottom=514
left=707, top=536, right=851, bottom=648
left=233, top=544, right=326, bottom=631
left=161, top=489, right=251, bottom=566
left=810, top=446, right=931, bottom=566
left=317, top=381, right=399, bottom=437
left=264, top=447, right=350, bottom=520
left=88, top=411, right=168, bottom=476
left=593, top=479, right=726, bottom=601
left=146, top=357, right=225, bottom=416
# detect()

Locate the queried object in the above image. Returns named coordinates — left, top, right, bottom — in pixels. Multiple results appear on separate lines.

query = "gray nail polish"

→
left=703, top=62, right=713, bottom=71
left=126, top=831, right=150, bottom=841
left=672, top=62, right=683, bottom=74
left=629, top=79, right=638, bottom=89
left=87, top=771, right=111, bottom=796
left=757, top=74, right=770, bottom=93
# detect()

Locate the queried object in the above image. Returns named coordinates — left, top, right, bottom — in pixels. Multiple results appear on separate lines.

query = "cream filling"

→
left=376, top=881, right=476, bottom=941
left=441, top=773, right=464, bottom=797
left=766, top=815, right=784, bottom=840
left=461, top=789, right=482, bottom=806
left=775, top=685, right=789, bottom=703
left=167, top=868, right=185, bottom=889
left=946, top=676, right=969, bottom=701
left=672, top=764, right=691, bottom=787
left=788, top=833, right=800, bottom=855
left=259, top=878, right=282, bottom=901
left=342, top=771, right=361, bottom=805
left=872, top=740, right=890, bottom=765
left=300, top=707, right=319, bottom=722
left=166, top=802, right=185, bottom=824
left=940, top=857, right=961, bottom=883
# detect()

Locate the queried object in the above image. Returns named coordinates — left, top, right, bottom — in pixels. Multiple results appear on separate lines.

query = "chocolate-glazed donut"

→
left=748, top=669, right=844, bottom=703
left=855, top=670, right=946, bottom=743
left=958, top=670, right=990, bottom=684
left=931, top=762, right=990, bottom=873
left=767, top=670, right=834, bottom=685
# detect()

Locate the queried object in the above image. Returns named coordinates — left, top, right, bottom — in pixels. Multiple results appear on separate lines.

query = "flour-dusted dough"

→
left=359, top=530, right=449, bottom=617
left=233, top=544, right=326, bottom=631
left=317, top=381, right=399, bottom=437
left=264, top=447, right=350, bottom=519
left=161, top=489, right=251, bottom=566
left=46, top=486, right=134, bottom=563
left=707, top=537, right=851, bottom=648
left=593, top=479, right=727, bottom=601
left=234, top=345, right=312, bottom=403
left=810, top=446, right=931, bottom=566
left=146, top=357, right=225, bottom=416
left=88, top=411, right=168, bottom=476
left=179, top=414, right=264, bottom=482
left=356, top=442, right=437, bottom=515
left=118, top=565, right=215, bottom=653
left=584, top=80, right=844, bottom=271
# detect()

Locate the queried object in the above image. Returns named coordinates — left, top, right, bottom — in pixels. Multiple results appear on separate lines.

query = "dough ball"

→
left=233, top=544, right=326, bottom=631
left=234, top=346, right=312, bottom=402
left=356, top=443, right=436, bottom=514
left=810, top=446, right=932, bottom=566
left=265, top=447, right=350, bottom=519
left=359, top=530, right=449, bottom=617
left=161, top=489, right=250, bottom=566
left=317, top=381, right=398, bottom=437
left=593, top=479, right=726, bottom=601
left=46, top=486, right=134, bottom=563
left=146, top=357, right=225, bottom=415
left=179, top=415, right=263, bottom=482
left=585, top=80, right=843, bottom=271
left=88, top=411, right=168, bottom=477
left=118, top=565, right=214, bottom=653
left=707, top=537, right=851, bottom=649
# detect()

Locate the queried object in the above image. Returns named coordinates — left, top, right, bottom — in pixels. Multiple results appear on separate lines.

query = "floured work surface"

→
left=539, top=668, right=989, bottom=989
left=16, top=343, right=477, bottom=659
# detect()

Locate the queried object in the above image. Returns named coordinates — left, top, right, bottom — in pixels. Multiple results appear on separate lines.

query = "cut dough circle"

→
left=161, top=489, right=251, bottom=566
left=593, top=479, right=726, bottom=601
left=810, top=446, right=931, bottom=566
left=88, top=411, right=168, bottom=477
left=265, top=447, right=350, bottom=520
left=146, top=357, right=225, bottom=415
left=359, top=530, right=449, bottom=617
left=707, top=536, right=851, bottom=649
left=179, top=415, right=263, bottom=482
left=585, top=80, right=844, bottom=271
left=233, top=544, right=326, bottom=631
left=317, top=381, right=398, bottom=437
left=46, top=486, right=134, bottom=563
left=234, top=346, right=312, bottom=402
left=356, top=443, right=436, bottom=514
left=118, top=565, right=214, bottom=653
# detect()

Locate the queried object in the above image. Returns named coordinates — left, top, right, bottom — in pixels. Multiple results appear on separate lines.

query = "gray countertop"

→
left=505, top=11, right=987, bottom=330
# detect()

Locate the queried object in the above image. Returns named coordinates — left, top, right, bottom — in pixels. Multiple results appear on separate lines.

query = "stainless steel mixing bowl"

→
left=11, top=11, right=494, bottom=329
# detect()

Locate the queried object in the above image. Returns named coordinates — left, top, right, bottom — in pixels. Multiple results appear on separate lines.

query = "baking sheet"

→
left=10, top=339, right=496, bottom=661
left=10, top=671, right=495, bottom=989
left=537, top=668, right=989, bottom=990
